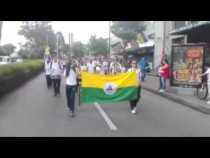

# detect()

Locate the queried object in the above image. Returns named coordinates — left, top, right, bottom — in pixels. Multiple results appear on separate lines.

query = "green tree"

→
left=18, top=21, right=56, bottom=58
left=17, top=48, right=31, bottom=59
left=88, top=35, right=108, bottom=56
left=72, top=42, right=86, bottom=58
left=111, top=21, right=146, bottom=48
left=0, top=43, right=16, bottom=56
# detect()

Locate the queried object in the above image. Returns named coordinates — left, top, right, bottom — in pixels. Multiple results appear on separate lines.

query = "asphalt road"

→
left=1, top=73, right=210, bottom=136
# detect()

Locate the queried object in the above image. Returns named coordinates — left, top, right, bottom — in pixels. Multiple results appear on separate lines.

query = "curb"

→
left=142, top=85, right=210, bottom=115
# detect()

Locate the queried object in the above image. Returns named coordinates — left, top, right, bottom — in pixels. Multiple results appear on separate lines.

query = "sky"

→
left=1, top=21, right=110, bottom=50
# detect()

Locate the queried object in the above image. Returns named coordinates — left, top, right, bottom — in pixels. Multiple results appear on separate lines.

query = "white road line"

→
left=94, top=102, right=118, bottom=131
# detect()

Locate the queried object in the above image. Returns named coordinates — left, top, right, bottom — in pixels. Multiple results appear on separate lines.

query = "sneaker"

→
left=159, top=89, right=164, bottom=93
left=131, top=108, right=137, bottom=114
left=207, top=101, right=210, bottom=104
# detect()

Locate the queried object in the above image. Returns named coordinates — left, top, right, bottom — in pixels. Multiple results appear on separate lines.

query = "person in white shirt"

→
left=102, top=60, right=109, bottom=75
left=44, top=55, right=52, bottom=89
left=87, top=60, right=95, bottom=73
left=50, top=56, right=63, bottom=96
left=127, top=60, right=141, bottom=114
left=200, top=66, right=210, bottom=104
left=110, top=61, right=122, bottom=74
left=80, top=61, right=88, bottom=72
left=64, top=59, right=78, bottom=117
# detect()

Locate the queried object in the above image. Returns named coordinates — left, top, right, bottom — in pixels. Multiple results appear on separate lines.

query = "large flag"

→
left=80, top=72, right=140, bottom=104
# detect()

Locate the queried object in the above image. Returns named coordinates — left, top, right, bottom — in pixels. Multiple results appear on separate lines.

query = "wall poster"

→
left=171, top=44, right=205, bottom=88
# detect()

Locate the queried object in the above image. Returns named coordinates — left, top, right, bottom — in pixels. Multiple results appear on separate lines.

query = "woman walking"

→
left=128, top=60, right=141, bottom=114
left=51, top=55, right=63, bottom=96
left=64, top=59, right=78, bottom=117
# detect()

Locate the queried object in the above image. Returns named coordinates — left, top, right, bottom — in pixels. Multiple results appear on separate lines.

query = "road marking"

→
left=94, top=102, right=117, bottom=131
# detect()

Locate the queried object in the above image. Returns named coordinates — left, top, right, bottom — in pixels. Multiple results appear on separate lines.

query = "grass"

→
left=0, top=59, right=44, bottom=77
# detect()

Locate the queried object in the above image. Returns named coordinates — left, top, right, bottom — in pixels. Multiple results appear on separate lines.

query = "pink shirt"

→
left=161, top=64, right=169, bottom=79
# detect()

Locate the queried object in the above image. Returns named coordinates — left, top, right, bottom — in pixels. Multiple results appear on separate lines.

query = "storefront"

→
left=123, top=44, right=154, bottom=70
left=169, top=21, right=210, bottom=94
left=170, top=21, right=210, bottom=66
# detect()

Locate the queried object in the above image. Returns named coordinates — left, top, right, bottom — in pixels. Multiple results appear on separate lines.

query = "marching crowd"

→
left=44, top=52, right=142, bottom=117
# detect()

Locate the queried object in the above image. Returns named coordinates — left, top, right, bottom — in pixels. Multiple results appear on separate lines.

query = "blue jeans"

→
left=160, top=77, right=166, bottom=90
left=141, top=70, right=146, bottom=82
left=66, top=85, right=77, bottom=112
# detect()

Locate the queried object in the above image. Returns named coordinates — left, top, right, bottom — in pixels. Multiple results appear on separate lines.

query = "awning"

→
left=138, top=40, right=154, bottom=48
left=170, top=21, right=210, bottom=35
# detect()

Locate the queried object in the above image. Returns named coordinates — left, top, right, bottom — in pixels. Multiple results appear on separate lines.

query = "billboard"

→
left=171, top=44, right=205, bottom=88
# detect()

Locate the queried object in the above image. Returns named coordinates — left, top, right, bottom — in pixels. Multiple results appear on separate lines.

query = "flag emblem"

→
left=104, top=83, right=118, bottom=95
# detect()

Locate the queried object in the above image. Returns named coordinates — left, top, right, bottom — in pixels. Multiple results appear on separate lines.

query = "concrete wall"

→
left=154, top=21, right=173, bottom=69
left=154, top=21, right=164, bottom=69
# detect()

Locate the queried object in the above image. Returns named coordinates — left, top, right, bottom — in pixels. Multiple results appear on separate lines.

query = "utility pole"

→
left=56, top=33, right=59, bottom=57
left=162, top=21, right=166, bottom=61
left=0, top=21, right=3, bottom=45
left=69, top=32, right=71, bottom=58
left=71, top=32, right=74, bottom=57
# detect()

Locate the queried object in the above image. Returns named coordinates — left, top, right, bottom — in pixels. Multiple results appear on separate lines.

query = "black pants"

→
left=66, top=85, right=76, bottom=112
left=46, top=75, right=52, bottom=88
left=52, top=78, right=61, bottom=96
left=129, top=86, right=141, bottom=110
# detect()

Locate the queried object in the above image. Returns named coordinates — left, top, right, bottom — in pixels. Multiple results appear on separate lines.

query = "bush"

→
left=0, top=59, right=44, bottom=98
left=0, top=59, right=44, bottom=78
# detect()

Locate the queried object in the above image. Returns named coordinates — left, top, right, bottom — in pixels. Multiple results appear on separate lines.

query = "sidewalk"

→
left=141, top=74, right=210, bottom=114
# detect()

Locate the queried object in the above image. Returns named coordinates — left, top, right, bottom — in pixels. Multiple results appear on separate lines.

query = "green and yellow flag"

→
left=80, top=72, right=140, bottom=104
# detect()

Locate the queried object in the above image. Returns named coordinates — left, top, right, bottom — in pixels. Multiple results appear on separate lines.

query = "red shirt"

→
left=161, top=64, right=170, bottom=79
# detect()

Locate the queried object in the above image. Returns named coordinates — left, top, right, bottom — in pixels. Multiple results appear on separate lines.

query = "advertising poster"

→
left=171, top=44, right=205, bottom=88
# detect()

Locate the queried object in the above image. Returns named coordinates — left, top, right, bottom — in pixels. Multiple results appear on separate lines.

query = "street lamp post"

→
left=56, top=33, right=60, bottom=57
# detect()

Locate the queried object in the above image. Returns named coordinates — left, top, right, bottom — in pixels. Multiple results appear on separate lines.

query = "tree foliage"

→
left=18, top=21, right=57, bottom=58
left=72, top=41, right=87, bottom=58
left=88, top=35, right=108, bottom=56
left=0, top=43, right=16, bottom=56
left=111, top=21, right=146, bottom=48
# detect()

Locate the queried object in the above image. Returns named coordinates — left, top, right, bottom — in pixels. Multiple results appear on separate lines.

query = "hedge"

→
left=0, top=59, right=43, bottom=77
left=0, top=60, right=44, bottom=98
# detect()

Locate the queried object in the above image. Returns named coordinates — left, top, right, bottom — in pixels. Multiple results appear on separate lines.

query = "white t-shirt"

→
left=205, top=68, right=210, bottom=82
left=64, top=69, right=77, bottom=86
left=51, top=62, right=62, bottom=76
left=95, top=66, right=101, bottom=73
left=87, top=63, right=94, bottom=73
left=45, top=62, right=52, bottom=75
left=121, top=66, right=126, bottom=73
left=80, top=65, right=87, bottom=71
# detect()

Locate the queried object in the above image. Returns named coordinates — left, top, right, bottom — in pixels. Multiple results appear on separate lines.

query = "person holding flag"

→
left=128, top=60, right=141, bottom=114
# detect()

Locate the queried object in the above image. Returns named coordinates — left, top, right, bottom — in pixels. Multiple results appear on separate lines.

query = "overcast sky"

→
left=1, top=21, right=110, bottom=50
